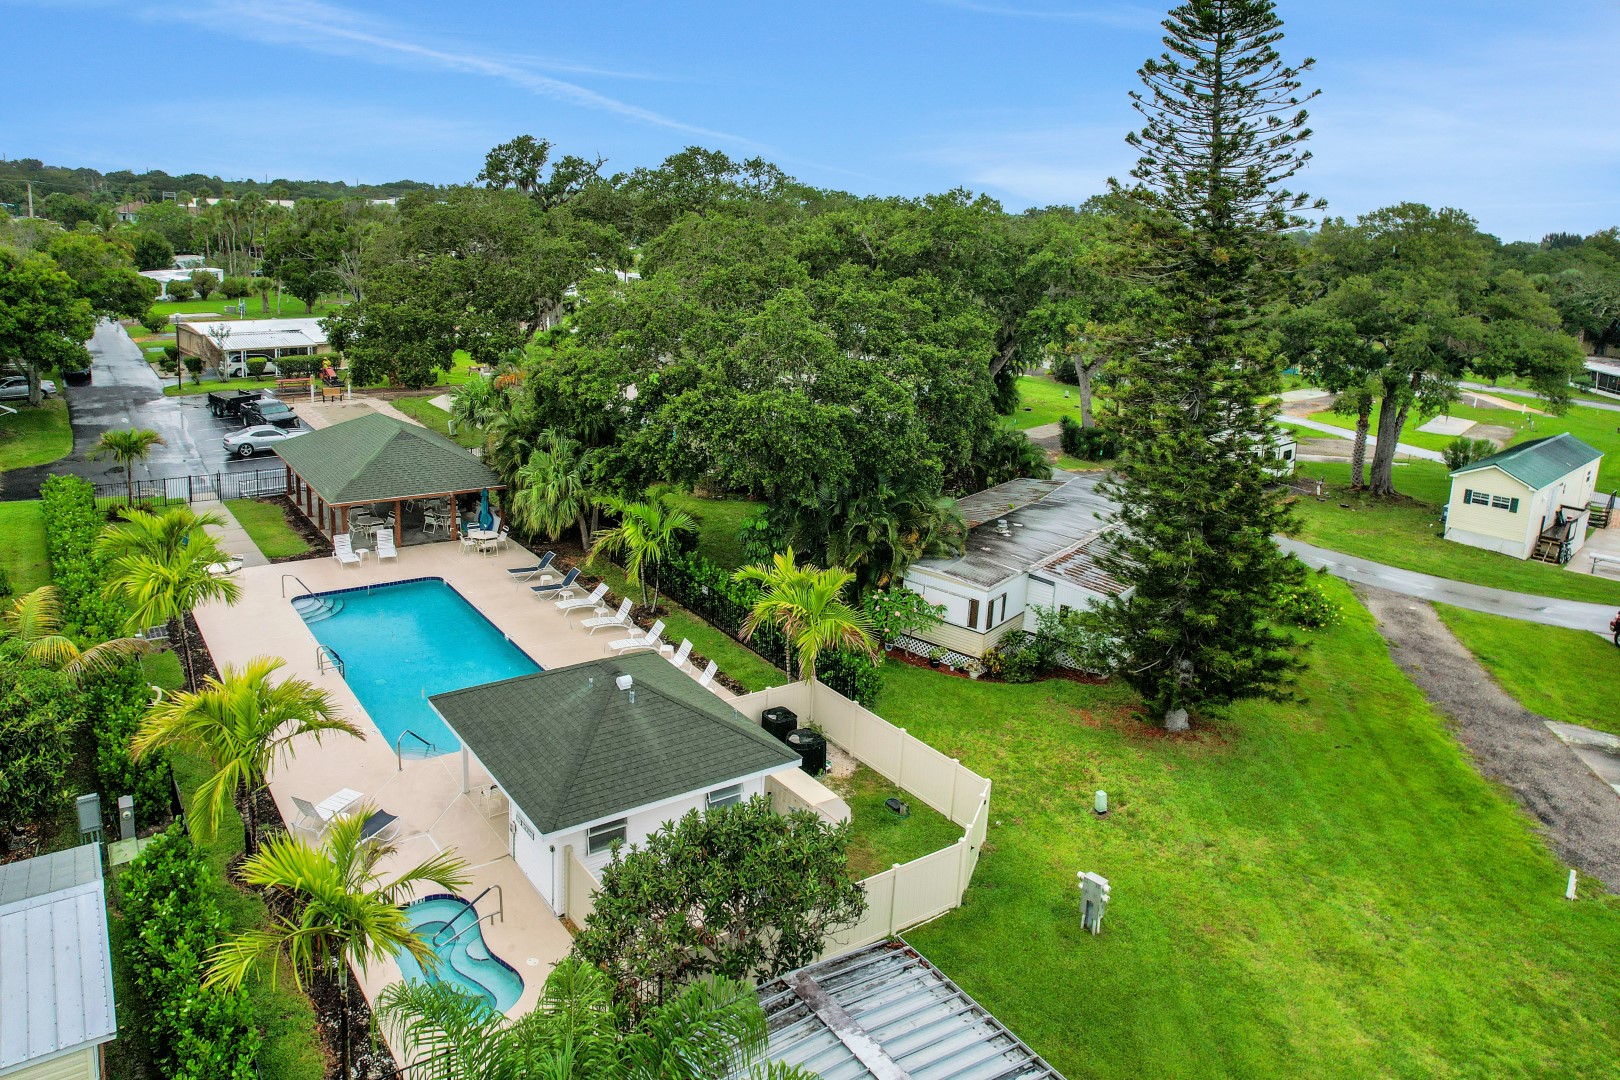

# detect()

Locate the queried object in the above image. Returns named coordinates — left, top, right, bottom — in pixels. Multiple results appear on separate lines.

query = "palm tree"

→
left=133, top=654, right=361, bottom=853
left=88, top=428, right=165, bottom=506
left=734, top=549, right=878, bottom=683
left=826, top=480, right=966, bottom=592
left=511, top=430, right=594, bottom=550
left=376, top=959, right=817, bottom=1080
left=98, top=506, right=241, bottom=688
left=207, top=811, right=469, bottom=1080
left=2, top=585, right=149, bottom=680
left=589, top=494, right=696, bottom=610
left=448, top=375, right=501, bottom=435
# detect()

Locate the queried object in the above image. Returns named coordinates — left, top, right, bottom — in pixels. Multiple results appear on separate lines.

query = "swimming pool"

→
left=296, top=577, right=540, bottom=756
left=396, top=894, right=523, bottom=1012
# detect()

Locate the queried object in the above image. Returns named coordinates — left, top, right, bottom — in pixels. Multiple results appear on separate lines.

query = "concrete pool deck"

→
left=190, top=536, right=739, bottom=1029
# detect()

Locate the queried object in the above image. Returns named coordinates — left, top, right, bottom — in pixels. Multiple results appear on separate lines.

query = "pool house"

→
left=273, top=413, right=504, bottom=549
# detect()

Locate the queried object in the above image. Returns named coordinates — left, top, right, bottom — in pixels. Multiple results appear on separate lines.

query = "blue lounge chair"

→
left=506, top=552, right=555, bottom=581
left=530, top=567, right=580, bottom=599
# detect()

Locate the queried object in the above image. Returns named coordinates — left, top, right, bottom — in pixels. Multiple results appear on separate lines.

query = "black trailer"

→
left=206, top=389, right=260, bottom=419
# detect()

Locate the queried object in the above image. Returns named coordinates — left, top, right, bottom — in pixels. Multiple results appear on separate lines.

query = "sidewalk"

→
left=203, top=500, right=270, bottom=568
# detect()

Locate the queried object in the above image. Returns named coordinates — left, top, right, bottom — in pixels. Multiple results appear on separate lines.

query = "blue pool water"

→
left=296, top=577, right=540, bottom=756
left=396, top=895, right=524, bottom=1012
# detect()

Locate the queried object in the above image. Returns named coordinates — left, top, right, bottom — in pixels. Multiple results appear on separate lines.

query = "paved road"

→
left=1278, top=415, right=1445, bottom=462
left=1459, top=381, right=1620, bottom=415
left=1281, top=537, right=1616, bottom=634
left=1, top=321, right=286, bottom=500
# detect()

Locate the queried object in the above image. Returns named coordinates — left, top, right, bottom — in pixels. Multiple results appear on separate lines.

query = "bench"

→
left=276, top=377, right=312, bottom=393
left=1589, top=552, right=1620, bottom=578
left=320, top=385, right=344, bottom=403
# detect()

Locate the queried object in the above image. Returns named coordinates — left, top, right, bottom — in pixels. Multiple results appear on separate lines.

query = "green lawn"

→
left=0, top=398, right=72, bottom=472
left=1010, top=375, right=1096, bottom=430
left=824, top=765, right=964, bottom=878
left=1434, top=603, right=1620, bottom=735
left=225, top=498, right=311, bottom=559
left=1291, top=461, right=1620, bottom=604
left=662, top=492, right=766, bottom=570
left=151, top=295, right=344, bottom=320
left=884, top=576, right=1620, bottom=1078
left=392, top=394, right=482, bottom=448
left=0, top=500, right=50, bottom=593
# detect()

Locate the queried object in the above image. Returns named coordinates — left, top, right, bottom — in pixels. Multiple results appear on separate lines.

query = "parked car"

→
left=241, top=394, right=299, bottom=430
left=223, top=425, right=307, bottom=458
left=60, top=362, right=92, bottom=387
left=0, top=376, right=56, bottom=400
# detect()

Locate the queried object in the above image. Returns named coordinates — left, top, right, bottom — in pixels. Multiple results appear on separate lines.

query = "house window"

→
left=587, top=819, right=627, bottom=855
left=1490, top=495, right=1512, bottom=509
left=707, top=784, right=743, bottom=810
left=967, top=598, right=979, bottom=630
left=1466, top=490, right=1491, bottom=507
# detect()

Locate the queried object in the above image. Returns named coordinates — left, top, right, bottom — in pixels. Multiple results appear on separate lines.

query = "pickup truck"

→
left=241, top=394, right=300, bottom=430
left=206, top=389, right=261, bottom=419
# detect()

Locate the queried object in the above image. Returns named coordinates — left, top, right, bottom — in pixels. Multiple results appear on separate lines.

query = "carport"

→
left=272, top=412, right=503, bottom=547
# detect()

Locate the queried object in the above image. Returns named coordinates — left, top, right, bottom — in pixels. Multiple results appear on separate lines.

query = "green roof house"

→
left=1445, top=433, right=1604, bottom=562
left=429, top=653, right=801, bottom=917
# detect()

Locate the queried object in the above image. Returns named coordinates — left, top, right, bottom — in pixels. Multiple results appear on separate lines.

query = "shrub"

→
left=40, top=476, right=131, bottom=642
left=220, top=276, right=250, bottom=300
left=120, top=828, right=260, bottom=1078
left=0, top=564, right=10, bottom=602
left=189, top=270, right=219, bottom=301
left=999, top=643, right=1046, bottom=683
left=141, top=308, right=171, bottom=334
left=163, top=344, right=180, bottom=362
left=736, top=510, right=780, bottom=568
left=1052, top=355, right=1079, bottom=384
left=818, top=647, right=883, bottom=704
left=861, top=586, right=944, bottom=645
left=0, top=640, right=84, bottom=845
left=1277, top=570, right=1341, bottom=630
left=1442, top=436, right=1497, bottom=472
left=275, top=357, right=318, bottom=378
left=1059, top=415, right=1119, bottom=460
left=165, top=279, right=194, bottom=302
left=245, top=360, right=268, bottom=378
left=183, top=355, right=205, bottom=374
left=83, top=663, right=171, bottom=827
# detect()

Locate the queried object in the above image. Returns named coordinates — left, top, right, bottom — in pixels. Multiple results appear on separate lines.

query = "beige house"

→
left=177, top=317, right=330, bottom=377
left=1444, top=433, right=1604, bottom=563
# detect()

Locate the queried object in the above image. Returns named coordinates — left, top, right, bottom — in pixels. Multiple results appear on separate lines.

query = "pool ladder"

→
left=281, top=573, right=315, bottom=599
left=315, top=645, right=344, bottom=677
left=395, top=728, right=437, bottom=770
left=432, top=884, right=504, bottom=948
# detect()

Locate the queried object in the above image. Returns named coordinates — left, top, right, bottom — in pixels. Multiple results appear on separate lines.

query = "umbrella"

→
left=478, top=488, right=494, bottom=531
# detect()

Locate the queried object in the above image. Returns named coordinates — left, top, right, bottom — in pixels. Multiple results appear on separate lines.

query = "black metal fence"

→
left=91, top=468, right=289, bottom=508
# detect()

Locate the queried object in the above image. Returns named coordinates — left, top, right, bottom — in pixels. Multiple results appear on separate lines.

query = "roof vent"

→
left=615, top=674, right=633, bottom=692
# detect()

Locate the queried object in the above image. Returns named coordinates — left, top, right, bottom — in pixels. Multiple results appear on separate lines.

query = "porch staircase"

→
left=292, top=595, right=346, bottom=623
left=1590, top=501, right=1613, bottom=529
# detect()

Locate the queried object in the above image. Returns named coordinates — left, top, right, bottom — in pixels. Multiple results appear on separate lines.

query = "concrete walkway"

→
left=202, top=500, right=271, bottom=568
left=1280, top=538, right=1616, bottom=634
left=1460, top=382, right=1620, bottom=415
left=1278, top=415, right=1445, bottom=462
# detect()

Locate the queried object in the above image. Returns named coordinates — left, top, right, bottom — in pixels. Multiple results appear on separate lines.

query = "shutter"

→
left=1509, top=498, right=1519, bottom=513
left=1463, top=488, right=1473, bottom=504
left=967, top=598, right=979, bottom=630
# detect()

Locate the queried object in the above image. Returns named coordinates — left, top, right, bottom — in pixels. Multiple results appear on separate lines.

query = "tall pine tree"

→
left=1095, top=0, right=1319, bottom=731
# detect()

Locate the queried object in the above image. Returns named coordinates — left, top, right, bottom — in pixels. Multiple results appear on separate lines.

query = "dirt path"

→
left=1355, top=584, right=1620, bottom=891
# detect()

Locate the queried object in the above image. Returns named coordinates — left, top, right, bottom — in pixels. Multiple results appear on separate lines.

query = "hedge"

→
left=1059, top=415, right=1118, bottom=460
left=119, top=828, right=260, bottom=1079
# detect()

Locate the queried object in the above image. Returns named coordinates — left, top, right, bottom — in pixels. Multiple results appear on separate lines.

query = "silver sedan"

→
left=222, top=424, right=307, bottom=458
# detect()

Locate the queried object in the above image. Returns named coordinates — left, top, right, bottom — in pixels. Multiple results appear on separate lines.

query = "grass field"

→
left=0, top=501, right=50, bottom=594
left=1291, top=461, right=1620, bottom=605
left=0, top=398, right=72, bottom=472
left=662, top=492, right=765, bottom=570
left=150, top=294, right=345, bottom=321
left=1010, top=375, right=1097, bottom=430
left=225, top=498, right=311, bottom=559
left=391, top=395, right=482, bottom=448
left=1434, top=603, right=1620, bottom=736
left=883, top=576, right=1620, bottom=1078
left=824, top=765, right=964, bottom=878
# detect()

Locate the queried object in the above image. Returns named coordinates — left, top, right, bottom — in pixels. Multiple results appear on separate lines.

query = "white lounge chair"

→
left=695, top=660, right=718, bottom=689
left=333, top=536, right=361, bottom=569
left=608, top=619, right=664, bottom=655
left=557, top=582, right=609, bottom=617
left=668, top=639, right=692, bottom=670
left=582, top=598, right=633, bottom=635
left=289, top=787, right=363, bottom=835
left=374, top=532, right=398, bottom=562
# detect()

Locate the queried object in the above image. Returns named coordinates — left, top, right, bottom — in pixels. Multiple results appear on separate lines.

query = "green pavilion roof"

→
left=430, top=653, right=800, bottom=835
left=1449, top=432, right=1603, bottom=491
left=273, top=412, right=500, bottom=505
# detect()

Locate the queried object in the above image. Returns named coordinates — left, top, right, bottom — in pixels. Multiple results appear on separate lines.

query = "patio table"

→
left=317, top=788, right=363, bottom=820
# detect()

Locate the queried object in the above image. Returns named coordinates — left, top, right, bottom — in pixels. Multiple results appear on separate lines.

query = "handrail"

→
left=395, top=728, right=436, bottom=770
left=315, top=645, right=344, bottom=677
left=281, top=574, right=315, bottom=598
left=431, top=884, right=503, bottom=947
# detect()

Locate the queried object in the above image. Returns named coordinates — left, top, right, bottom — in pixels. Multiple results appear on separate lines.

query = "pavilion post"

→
left=339, top=506, right=349, bottom=535
left=394, top=499, right=403, bottom=548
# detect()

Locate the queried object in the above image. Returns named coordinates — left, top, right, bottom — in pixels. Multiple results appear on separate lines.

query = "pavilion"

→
left=272, top=413, right=503, bottom=547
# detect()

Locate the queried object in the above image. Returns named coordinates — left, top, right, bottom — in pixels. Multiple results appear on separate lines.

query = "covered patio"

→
left=273, top=412, right=504, bottom=548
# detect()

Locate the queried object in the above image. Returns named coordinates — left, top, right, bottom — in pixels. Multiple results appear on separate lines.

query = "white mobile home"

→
left=1444, top=433, right=1604, bottom=562
left=431, top=653, right=803, bottom=915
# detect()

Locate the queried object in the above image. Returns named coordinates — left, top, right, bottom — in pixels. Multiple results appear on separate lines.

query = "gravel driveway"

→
left=1356, top=584, right=1620, bottom=892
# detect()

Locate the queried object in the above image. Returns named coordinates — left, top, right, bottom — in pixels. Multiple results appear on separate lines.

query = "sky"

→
left=4, top=0, right=1616, bottom=241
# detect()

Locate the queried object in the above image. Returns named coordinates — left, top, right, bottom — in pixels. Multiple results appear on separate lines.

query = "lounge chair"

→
left=582, top=598, right=633, bottom=635
left=607, top=619, right=665, bottom=655
left=207, top=555, right=245, bottom=577
left=374, top=532, right=398, bottom=562
left=668, top=639, right=692, bottom=670
left=695, top=660, right=717, bottom=689
left=529, top=567, right=580, bottom=599
left=290, top=787, right=362, bottom=835
left=557, top=582, right=609, bottom=617
left=333, top=536, right=361, bottom=569
left=507, top=552, right=556, bottom=582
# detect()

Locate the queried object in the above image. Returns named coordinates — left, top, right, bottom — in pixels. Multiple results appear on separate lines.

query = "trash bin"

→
left=785, top=728, right=827, bottom=776
left=761, top=706, right=797, bottom=744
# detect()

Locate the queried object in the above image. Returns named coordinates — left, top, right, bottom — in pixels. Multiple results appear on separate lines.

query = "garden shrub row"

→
left=119, top=828, right=260, bottom=1079
left=1059, top=415, right=1119, bottom=460
left=0, top=640, right=84, bottom=846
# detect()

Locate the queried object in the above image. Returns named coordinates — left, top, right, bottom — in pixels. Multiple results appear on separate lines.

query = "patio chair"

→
left=607, top=619, right=665, bottom=655
left=459, top=528, right=479, bottom=556
left=207, top=555, right=245, bottom=577
left=695, top=660, right=718, bottom=689
left=582, top=598, right=633, bottom=635
left=529, top=567, right=580, bottom=599
left=332, top=535, right=362, bottom=569
left=668, top=638, right=693, bottom=670
left=375, top=532, right=398, bottom=562
left=557, top=582, right=609, bottom=617
left=507, top=552, right=556, bottom=582
left=289, top=787, right=363, bottom=835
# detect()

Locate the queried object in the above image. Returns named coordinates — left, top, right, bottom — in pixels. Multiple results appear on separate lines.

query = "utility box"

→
left=76, top=794, right=102, bottom=843
left=1078, top=871, right=1111, bottom=935
left=118, top=795, right=136, bottom=841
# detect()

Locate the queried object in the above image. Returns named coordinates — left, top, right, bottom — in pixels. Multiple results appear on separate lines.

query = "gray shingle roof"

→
left=1450, top=432, right=1603, bottom=491
left=0, top=845, right=117, bottom=1071
left=274, top=412, right=501, bottom=506
left=430, top=653, right=800, bottom=834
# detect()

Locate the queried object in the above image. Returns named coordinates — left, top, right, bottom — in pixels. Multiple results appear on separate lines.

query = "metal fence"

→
left=90, top=468, right=289, bottom=508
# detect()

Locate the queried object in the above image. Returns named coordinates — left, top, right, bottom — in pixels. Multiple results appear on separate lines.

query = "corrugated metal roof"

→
left=953, top=478, right=1069, bottom=529
left=1037, top=527, right=1129, bottom=598
left=274, top=412, right=501, bottom=505
left=911, top=474, right=1114, bottom=590
left=742, top=940, right=1064, bottom=1080
left=0, top=845, right=117, bottom=1070
left=1450, top=432, right=1603, bottom=491
left=431, top=653, right=799, bottom=834
left=184, top=317, right=328, bottom=348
